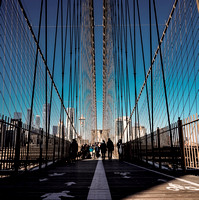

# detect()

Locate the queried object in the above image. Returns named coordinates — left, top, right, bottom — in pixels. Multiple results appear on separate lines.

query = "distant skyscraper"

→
left=115, top=118, right=123, bottom=143
left=14, top=112, right=22, bottom=120
left=42, top=103, right=50, bottom=133
left=58, top=121, right=66, bottom=139
left=132, top=124, right=146, bottom=140
left=115, top=116, right=132, bottom=143
left=53, top=125, right=58, bottom=136
left=35, top=115, right=40, bottom=130
left=66, top=108, right=75, bottom=141
left=26, top=109, right=34, bottom=127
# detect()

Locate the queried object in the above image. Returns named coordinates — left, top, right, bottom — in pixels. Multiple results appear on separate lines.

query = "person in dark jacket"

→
left=69, top=139, right=78, bottom=163
left=95, top=143, right=100, bottom=158
left=107, top=138, right=114, bottom=160
left=100, top=140, right=107, bottom=160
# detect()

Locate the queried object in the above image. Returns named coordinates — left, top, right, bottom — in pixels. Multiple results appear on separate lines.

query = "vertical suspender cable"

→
left=26, top=0, right=43, bottom=164
left=149, top=0, right=154, bottom=166
left=133, top=0, right=137, bottom=141
left=61, top=0, right=65, bottom=158
left=48, top=0, right=60, bottom=153
left=120, top=0, right=125, bottom=142
left=152, top=0, right=174, bottom=165
left=136, top=0, right=151, bottom=134
left=124, top=0, right=128, bottom=142
left=63, top=0, right=70, bottom=142
left=122, top=0, right=178, bottom=135
left=18, top=0, right=78, bottom=137
left=45, top=0, right=48, bottom=166
left=126, top=0, right=135, bottom=141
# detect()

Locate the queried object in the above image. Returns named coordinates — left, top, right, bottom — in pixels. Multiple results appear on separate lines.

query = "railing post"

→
left=145, top=133, right=148, bottom=164
left=39, top=128, right=43, bottom=170
left=61, top=125, right=64, bottom=160
left=0, top=119, right=4, bottom=151
left=157, top=127, right=161, bottom=169
left=14, top=120, right=22, bottom=173
left=53, top=133, right=56, bottom=164
left=151, top=131, right=154, bottom=167
left=140, top=138, right=142, bottom=161
left=132, top=140, right=134, bottom=160
left=178, top=117, right=186, bottom=172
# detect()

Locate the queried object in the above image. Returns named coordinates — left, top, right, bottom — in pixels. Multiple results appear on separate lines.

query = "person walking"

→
left=69, top=139, right=78, bottom=163
left=107, top=138, right=114, bottom=160
left=92, top=144, right=96, bottom=159
left=117, top=139, right=123, bottom=161
left=89, top=145, right=93, bottom=158
left=95, top=143, right=100, bottom=158
left=100, top=140, right=107, bottom=160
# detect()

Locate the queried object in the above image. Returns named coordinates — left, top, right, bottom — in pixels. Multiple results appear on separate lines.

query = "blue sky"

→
left=1, top=0, right=197, bottom=134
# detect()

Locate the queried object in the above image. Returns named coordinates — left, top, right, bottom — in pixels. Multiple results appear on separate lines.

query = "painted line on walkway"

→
left=87, top=158, right=112, bottom=200
left=124, top=161, right=199, bottom=187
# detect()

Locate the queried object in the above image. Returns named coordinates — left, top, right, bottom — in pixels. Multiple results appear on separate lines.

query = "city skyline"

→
left=0, top=0, right=198, bottom=142
left=0, top=1, right=198, bottom=198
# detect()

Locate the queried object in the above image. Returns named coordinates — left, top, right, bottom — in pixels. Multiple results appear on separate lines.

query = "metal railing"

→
left=0, top=116, right=70, bottom=175
left=123, top=114, right=199, bottom=171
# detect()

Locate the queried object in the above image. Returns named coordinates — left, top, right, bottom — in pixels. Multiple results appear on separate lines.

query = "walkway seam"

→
left=87, top=159, right=112, bottom=200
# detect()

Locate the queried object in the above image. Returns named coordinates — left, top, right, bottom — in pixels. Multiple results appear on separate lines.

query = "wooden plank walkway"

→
left=0, top=159, right=199, bottom=199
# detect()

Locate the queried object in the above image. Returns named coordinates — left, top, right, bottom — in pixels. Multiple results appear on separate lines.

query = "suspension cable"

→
left=17, top=0, right=78, bottom=135
left=123, top=0, right=178, bottom=134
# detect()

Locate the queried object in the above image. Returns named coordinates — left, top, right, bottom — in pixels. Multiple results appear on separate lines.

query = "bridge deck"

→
left=0, top=159, right=199, bottom=199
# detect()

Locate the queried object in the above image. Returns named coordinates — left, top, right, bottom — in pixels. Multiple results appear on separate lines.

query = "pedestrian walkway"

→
left=87, top=158, right=111, bottom=199
left=0, top=159, right=199, bottom=199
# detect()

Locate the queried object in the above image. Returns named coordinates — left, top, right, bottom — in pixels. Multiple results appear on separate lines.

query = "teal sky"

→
left=1, top=0, right=198, bottom=135
left=22, top=0, right=174, bottom=129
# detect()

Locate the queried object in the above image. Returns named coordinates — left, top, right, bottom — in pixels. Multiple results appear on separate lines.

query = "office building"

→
left=52, top=125, right=58, bottom=137
left=14, top=112, right=22, bottom=120
left=42, top=103, right=50, bottom=133
left=115, top=116, right=132, bottom=143
left=26, top=108, right=34, bottom=127
left=35, top=115, right=40, bottom=130
left=66, top=108, right=75, bottom=141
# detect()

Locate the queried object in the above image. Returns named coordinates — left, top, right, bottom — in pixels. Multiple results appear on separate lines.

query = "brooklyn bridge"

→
left=0, top=0, right=198, bottom=199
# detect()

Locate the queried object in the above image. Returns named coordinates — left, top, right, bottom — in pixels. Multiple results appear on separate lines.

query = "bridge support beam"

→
left=14, top=120, right=22, bottom=173
left=178, top=117, right=186, bottom=172
left=39, top=128, right=43, bottom=170
left=157, top=127, right=161, bottom=169
left=145, top=133, right=148, bottom=164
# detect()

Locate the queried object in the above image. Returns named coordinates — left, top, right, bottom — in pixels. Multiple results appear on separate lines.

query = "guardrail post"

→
left=178, top=117, right=186, bottom=172
left=157, top=127, right=161, bottom=169
left=140, top=138, right=142, bottom=161
left=145, top=133, right=148, bottom=164
left=39, top=128, right=43, bottom=170
left=53, top=133, right=56, bottom=163
left=151, top=131, right=154, bottom=167
left=14, top=120, right=22, bottom=173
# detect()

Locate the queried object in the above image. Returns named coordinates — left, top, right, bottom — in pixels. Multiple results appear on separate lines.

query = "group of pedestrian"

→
left=100, top=138, right=114, bottom=160
left=80, top=143, right=101, bottom=159
left=79, top=138, right=114, bottom=161
left=99, top=138, right=123, bottom=161
left=68, top=137, right=123, bottom=163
